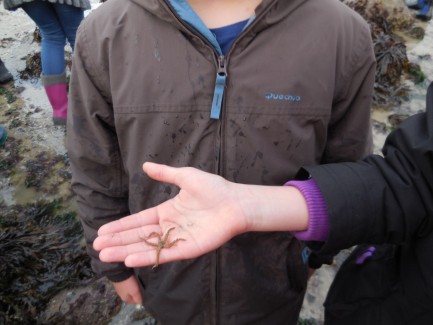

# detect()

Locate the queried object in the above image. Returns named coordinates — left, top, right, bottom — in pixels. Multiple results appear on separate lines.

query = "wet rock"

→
left=408, top=26, right=425, bottom=39
left=407, top=62, right=427, bottom=84
left=372, top=118, right=389, bottom=134
left=388, top=113, right=410, bottom=128
left=40, top=277, right=122, bottom=325
left=109, top=304, right=158, bottom=325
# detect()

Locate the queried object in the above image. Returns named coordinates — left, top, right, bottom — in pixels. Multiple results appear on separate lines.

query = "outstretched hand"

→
left=93, top=162, right=249, bottom=268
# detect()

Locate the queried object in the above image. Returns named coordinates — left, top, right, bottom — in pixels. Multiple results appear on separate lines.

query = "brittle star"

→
left=140, top=226, right=185, bottom=269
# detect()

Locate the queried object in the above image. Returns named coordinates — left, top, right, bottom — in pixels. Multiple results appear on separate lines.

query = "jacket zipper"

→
left=212, top=56, right=227, bottom=325
left=157, top=4, right=272, bottom=324
left=210, top=55, right=228, bottom=120
left=160, top=6, right=224, bottom=324
left=162, top=1, right=229, bottom=121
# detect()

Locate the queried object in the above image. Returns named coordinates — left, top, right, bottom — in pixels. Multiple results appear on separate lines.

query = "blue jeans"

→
left=21, top=0, right=84, bottom=76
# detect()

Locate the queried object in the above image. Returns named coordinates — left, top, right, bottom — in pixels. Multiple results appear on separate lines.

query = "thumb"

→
left=143, top=162, right=181, bottom=185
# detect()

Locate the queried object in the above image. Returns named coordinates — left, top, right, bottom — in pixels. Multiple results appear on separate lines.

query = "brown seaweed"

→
left=0, top=200, right=94, bottom=324
left=342, top=0, right=424, bottom=108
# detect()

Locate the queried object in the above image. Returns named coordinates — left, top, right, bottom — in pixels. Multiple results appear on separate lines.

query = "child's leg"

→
left=416, top=0, right=433, bottom=21
left=21, top=1, right=71, bottom=125
left=21, top=1, right=67, bottom=76
left=51, top=3, right=84, bottom=51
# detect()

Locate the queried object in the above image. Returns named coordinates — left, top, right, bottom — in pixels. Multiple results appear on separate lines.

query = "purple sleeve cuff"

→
left=284, top=179, right=330, bottom=241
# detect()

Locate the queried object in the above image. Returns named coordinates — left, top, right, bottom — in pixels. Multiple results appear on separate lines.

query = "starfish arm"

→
left=141, top=238, right=159, bottom=247
left=147, top=232, right=161, bottom=239
left=165, top=238, right=186, bottom=248
left=163, top=227, right=176, bottom=242
left=152, top=248, right=162, bottom=269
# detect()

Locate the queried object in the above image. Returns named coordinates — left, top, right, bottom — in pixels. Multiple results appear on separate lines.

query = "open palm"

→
left=93, top=162, right=248, bottom=268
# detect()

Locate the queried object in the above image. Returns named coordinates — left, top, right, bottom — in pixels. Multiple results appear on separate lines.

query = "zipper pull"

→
left=210, top=56, right=227, bottom=119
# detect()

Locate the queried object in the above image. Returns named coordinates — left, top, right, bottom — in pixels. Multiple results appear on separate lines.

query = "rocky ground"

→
left=1, top=0, right=432, bottom=324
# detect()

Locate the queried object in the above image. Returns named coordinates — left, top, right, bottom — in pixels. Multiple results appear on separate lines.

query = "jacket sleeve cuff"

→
left=105, top=269, right=135, bottom=283
left=284, top=179, right=330, bottom=241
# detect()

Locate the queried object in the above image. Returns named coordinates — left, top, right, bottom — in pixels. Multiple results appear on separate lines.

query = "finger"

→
left=124, top=243, right=194, bottom=268
left=143, top=162, right=181, bottom=185
left=98, top=239, right=159, bottom=262
left=94, top=224, right=162, bottom=251
left=98, top=207, right=159, bottom=235
left=124, top=251, right=161, bottom=268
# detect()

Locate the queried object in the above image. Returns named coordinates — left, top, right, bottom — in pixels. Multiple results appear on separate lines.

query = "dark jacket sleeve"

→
left=305, top=82, right=433, bottom=254
left=67, top=19, right=133, bottom=282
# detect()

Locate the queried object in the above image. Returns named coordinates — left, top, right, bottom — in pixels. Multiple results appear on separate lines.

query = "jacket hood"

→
left=129, top=0, right=309, bottom=33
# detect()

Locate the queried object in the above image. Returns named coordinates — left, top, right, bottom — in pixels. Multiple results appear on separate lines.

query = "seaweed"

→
left=0, top=200, right=94, bottom=324
left=19, top=52, right=43, bottom=82
left=23, top=151, right=71, bottom=193
left=342, top=0, right=423, bottom=108
left=0, top=86, right=17, bottom=104
left=0, top=136, right=22, bottom=172
left=19, top=51, right=72, bottom=82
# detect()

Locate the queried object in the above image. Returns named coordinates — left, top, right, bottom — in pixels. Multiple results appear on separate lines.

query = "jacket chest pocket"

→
left=222, top=109, right=328, bottom=184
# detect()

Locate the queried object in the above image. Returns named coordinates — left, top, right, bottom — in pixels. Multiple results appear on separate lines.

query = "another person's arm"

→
left=303, top=13, right=376, bottom=269
left=306, top=83, right=433, bottom=254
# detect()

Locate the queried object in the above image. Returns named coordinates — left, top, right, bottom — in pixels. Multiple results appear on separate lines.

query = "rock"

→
left=408, top=26, right=425, bottom=39
left=40, top=277, right=122, bottom=325
left=388, top=113, right=411, bottom=128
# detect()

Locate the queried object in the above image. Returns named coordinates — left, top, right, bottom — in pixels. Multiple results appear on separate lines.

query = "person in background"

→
left=0, top=57, right=13, bottom=84
left=67, top=0, right=376, bottom=324
left=3, top=0, right=90, bottom=125
left=416, top=0, right=433, bottom=21
left=0, top=56, right=13, bottom=146
left=405, top=0, right=432, bottom=21
left=94, top=81, right=433, bottom=324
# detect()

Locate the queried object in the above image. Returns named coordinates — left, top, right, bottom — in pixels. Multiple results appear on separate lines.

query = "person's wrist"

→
left=233, top=182, right=259, bottom=234
left=237, top=184, right=308, bottom=232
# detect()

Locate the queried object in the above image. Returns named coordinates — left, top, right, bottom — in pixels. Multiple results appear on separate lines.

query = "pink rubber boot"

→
left=42, top=73, right=68, bottom=126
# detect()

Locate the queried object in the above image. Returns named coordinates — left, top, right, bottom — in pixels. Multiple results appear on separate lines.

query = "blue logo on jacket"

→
left=265, top=92, right=301, bottom=102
